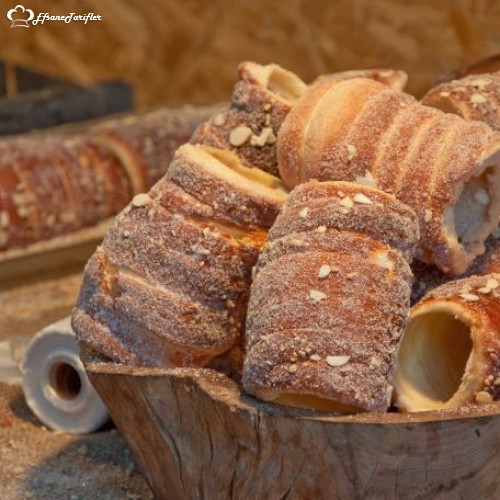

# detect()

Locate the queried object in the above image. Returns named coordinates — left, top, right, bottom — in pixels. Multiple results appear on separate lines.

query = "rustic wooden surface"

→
left=0, top=219, right=109, bottom=291
left=87, top=364, right=500, bottom=500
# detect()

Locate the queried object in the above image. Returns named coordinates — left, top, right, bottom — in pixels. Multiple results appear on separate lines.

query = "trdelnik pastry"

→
left=277, top=77, right=500, bottom=275
left=243, top=180, right=419, bottom=412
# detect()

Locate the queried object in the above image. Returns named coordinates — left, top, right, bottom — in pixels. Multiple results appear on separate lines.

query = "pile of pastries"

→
left=72, top=62, right=500, bottom=413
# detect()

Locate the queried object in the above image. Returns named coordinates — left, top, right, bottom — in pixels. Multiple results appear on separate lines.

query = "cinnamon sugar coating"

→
left=243, top=181, right=418, bottom=412
left=278, top=77, right=500, bottom=275
left=0, top=136, right=132, bottom=251
left=72, top=144, right=287, bottom=368
left=422, top=72, right=500, bottom=131
left=190, top=61, right=307, bottom=176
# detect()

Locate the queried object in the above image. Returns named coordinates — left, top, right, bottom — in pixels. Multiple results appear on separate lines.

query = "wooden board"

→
left=0, top=219, right=109, bottom=290
left=87, top=363, right=500, bottom=499
left=0, top=221, right=108, bottom=340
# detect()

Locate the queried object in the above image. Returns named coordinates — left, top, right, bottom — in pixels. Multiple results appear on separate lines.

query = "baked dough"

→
left=278, top=77, right=500, bottom=275
left=422, top=72, right=500, bottom=130
left=190, top=61, right=307, bottom=176
left=72, top=144, right=287, bottom=367
left=243, top=180, right=418, bottom=412
left=394, top=273, right=500, bottom=411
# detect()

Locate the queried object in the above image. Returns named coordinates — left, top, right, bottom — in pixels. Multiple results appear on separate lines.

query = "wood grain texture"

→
left=87, top=364, right=500, bottom=500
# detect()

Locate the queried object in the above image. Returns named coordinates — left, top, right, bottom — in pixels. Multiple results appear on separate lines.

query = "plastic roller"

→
left=22, top=316, right=109, bottom=433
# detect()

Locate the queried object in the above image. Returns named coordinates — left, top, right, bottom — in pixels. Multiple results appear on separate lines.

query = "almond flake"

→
left=309, top=289, right=327, bottom=303
left=132, top=193, right=151, bottom=207
left=469, top=77, right=491, bottom=88
left=424, top=209, right=433, bottom=222
left=316, top=226, right=327, bottom=233
left=471, top=93, right=487, bottom=104
left=213, top=113, right=225, bottom=126
left=486, top=278, right=499, bottom=290
left=289, top=239, right=306, bottom=247
left=326, top=355, right=350, bottom=367
left=202, top=227, right=211, bottom=237
left=318, top=265, right=331, bottom=279
left=298, top=207, right=309, bottom=218
left=439, top=91, right=451, bottom=97
left=346, top=144, right=357, bottom=160
left=309, top=354, right=321, bottom=362
left=250, top=127, right=274, bottom=147
left=460, top=293, right=480, bottom=302
left=0, top=211, right=10, bottom=228
left=288, top=364, right=298, bottom=374
left=229, top=126, right=252, bottom=147
left=355, top=171, right=377, bottom=188
left=353, top=193, right=373, bottom=205
left=475, top=391, right=493, bottom=404
left=339, top=196, right=353, bottom=208
left=374, top=251, right=394, bottom=270
left=470, top=94, right=488, bottom=104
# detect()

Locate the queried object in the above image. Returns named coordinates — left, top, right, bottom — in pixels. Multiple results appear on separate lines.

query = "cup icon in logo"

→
left=7, top=5, right=34, bottom=28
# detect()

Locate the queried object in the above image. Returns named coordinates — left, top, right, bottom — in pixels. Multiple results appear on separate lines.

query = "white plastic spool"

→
left=22, top=316, right=109, bottom=433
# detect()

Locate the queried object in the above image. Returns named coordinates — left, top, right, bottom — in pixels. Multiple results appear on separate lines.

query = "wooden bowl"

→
left=86, top=362, right=500, bottom=499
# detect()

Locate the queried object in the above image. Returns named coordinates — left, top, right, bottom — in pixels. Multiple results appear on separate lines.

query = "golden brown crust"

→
left=190, top=61, right=307, bottom=176
left=421, top=73, right=500, bottom=131
left=72, top=144, right=286, bottom=367
left=278, top=77, right=500, bottom=275
left=394, top=273, right=500, bottom=411
left=242, top=181, right=418, bottom=412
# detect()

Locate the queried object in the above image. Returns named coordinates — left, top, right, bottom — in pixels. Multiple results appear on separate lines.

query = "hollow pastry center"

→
left=453, top=163, right=500, bottom=246
left=266, top=67, right=306, bottom=103
left=395, top=310, right=472, bottom=409
left=206, top=147, right=286, bottom=191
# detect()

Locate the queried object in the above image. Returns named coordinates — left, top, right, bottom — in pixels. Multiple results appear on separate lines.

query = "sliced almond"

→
left=318, top=264, right=331, bottom=279
left=353, top=193, right=373, bottom=205
left=132, top=193, right=151, bottom=207
left=229, top=126, right=252, bottom=147
left=326, top=355, right=350, bottom=367
left=309, top=289, right=327, bottom=303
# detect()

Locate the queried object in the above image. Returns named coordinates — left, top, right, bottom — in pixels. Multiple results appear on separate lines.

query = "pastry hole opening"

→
left=266, top=67, right=307, bottom=103
left=202, top=147, right=287, bottom=191
left=454, top=164, right=500, bottom=245
left=49, top=362, right=82, bottom=401
left=395, top=310, right=472, bottom=409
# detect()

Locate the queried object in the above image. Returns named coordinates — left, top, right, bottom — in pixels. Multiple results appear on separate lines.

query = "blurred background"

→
left=1, top=0, right=500, bottom=107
